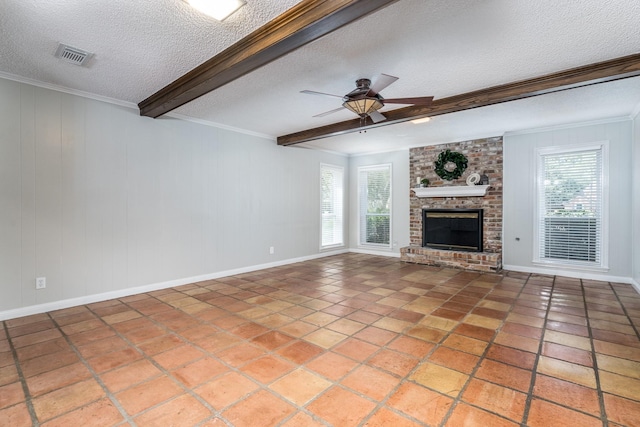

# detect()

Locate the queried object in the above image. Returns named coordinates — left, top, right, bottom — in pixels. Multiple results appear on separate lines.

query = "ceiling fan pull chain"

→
left=359, top=116, right=367, bottom=133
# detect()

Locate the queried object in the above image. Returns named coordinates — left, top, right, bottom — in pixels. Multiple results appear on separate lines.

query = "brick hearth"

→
left=400, top=246, right=502, bottom=272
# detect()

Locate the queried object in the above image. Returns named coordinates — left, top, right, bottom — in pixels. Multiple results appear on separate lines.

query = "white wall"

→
left=0, top=78, right=348, bottom=317
left=632, top=112, right=640, bottom=287
left=348, top=150, right=410, bottom=255
left=503, top=119, right=633, bottom=281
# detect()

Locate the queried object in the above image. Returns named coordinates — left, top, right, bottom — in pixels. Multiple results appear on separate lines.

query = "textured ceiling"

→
left=1, top=0, right=639, bottom=154
left=0, top=0, right=302, bottom=101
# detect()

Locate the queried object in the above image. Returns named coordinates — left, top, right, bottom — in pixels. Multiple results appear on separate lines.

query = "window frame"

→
left=357, top=163, right=393, bottom=250
left=320, top=163, right=345, bottom=250
left=533, top=142, right=609, bottom=271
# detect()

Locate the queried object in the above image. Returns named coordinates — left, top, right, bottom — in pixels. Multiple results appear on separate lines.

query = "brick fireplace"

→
left=400, top=137, right=503, bottom=272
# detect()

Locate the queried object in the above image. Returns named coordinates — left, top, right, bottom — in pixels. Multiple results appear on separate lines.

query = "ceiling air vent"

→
left=54, top=43, right=93, bottom=66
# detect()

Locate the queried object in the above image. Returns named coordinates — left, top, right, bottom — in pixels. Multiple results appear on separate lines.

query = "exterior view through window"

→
left=536, top=144, right=606, bottom=268
left=358, top=164, right=392, bottom=247
left=320, top=164, right=344, bottom=248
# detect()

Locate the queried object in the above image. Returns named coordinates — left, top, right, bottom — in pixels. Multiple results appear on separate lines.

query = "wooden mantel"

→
left=412, top=185, right=490, bottom=198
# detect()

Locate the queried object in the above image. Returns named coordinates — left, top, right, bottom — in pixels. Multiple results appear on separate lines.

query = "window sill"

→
left=358, top=244, right=393, bottom=251
left=320, top=244, right=345, bottom=252
left=532, top=260, right=609, bottom=273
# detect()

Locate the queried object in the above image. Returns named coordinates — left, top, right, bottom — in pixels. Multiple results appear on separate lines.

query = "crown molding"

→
left=0, top=71, right=137, bottom=110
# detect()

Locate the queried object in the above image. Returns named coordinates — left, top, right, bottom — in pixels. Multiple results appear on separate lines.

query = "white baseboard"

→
left=503, top=264, right=636, bottom=287
left=0, top=249, right=348, bottom=322
left=4, top=252, right=634, bottom=321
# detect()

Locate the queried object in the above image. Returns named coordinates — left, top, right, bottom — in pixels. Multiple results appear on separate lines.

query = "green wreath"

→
left=434, top=149, right=468, bottom=181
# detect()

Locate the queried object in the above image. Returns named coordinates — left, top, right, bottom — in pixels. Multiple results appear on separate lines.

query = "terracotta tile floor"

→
left=2, top=253, right=640, bottom=426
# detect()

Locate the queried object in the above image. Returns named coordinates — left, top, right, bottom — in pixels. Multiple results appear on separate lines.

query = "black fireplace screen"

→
left=422, top=209, right=483, bottom=252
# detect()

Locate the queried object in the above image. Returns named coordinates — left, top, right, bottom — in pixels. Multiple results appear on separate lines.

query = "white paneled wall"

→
left=348, top=150, right=410, bottom=254
left=503, top=119, right=633, bottom=281
left=633, top=112, right=640, bottom=287
left=0, top=78, right=348, bottom=316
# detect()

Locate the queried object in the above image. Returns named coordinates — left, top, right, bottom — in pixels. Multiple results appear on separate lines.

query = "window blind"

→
left=537, top=147, right=603, bottom=265
left=358, top=165, right=391, bottom=247
left=320, top=164, right=344, bottom=248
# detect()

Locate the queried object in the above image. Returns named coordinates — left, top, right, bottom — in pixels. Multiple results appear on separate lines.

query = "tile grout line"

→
left=218, top=269, right=403, bottom=427
left=154, top=284, right=316, bottom=425
left=120, top=285, right=341, bottom=426
left=263, top=264, right=445, bottom=427
left=520, top=274, right=556, bottom=426
left=45, top=310, right=137, bottom=427
left=271, top=268, right=419, bottom=427
left=608, top=282, right=640, bottom=341
left=356, top=270, right=531, bottom=426
left=353, top=273, right=457, bottom=426
left=185, top=283, right=338, bottom=427
left=200, top=278, right=344, bottom=427
left=344, top=268, right=460, bottom=427
left=581, top=281, right=609, bottom=426
left=102, top=293, right=240, bottom=426
left=438, top=271, right=536, bottom=426
left=200, top=266, right=636, bottom=426
left=2, top=320, right=40, bottom=426
left=5, top=255, right=638, bottom=426
left=203, top=277, right=344, bottom=427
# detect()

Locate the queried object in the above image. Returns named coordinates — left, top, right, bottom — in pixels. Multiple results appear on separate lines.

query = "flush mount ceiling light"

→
left=185, top=0, right=246, bottom=21
left=411, top=117, right=431, bottom=124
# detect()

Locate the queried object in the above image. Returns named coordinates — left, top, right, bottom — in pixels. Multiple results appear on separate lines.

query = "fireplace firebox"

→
left=422, top=208, right=483, bottom=252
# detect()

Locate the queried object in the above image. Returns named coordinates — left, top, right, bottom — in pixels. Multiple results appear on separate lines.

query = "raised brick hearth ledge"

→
left=400, top=246, right=502, bottom=273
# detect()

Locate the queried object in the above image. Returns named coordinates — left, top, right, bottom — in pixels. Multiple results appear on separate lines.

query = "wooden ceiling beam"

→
left=138, top=0, right=399, bottom=118
left=277, top=52, right=640, bottom=146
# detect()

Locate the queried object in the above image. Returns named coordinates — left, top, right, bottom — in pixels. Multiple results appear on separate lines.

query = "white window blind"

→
left=358, top=164, right=391, bottom=247
left=536, top=146, right=604, bottom=267
left=320, top=164, right=344, bottom=248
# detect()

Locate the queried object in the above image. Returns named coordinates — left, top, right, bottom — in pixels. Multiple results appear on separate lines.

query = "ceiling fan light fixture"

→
left=186, top=0, right=246, bottom=21
left=342, top=97, right=383, bottom=117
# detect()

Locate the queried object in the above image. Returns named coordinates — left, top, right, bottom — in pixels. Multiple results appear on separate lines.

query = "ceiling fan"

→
left=301, top=74, right=433, bottom=123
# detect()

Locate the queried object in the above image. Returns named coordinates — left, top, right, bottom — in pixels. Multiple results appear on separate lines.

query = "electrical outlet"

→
left=269, top=246, right=275, bottom=255
left=36, top=277, right=46, bottom=290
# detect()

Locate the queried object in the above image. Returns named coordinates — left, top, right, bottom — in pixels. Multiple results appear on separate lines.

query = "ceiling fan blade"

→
left=300, top=90, right=344, bottom=99
left=382, top=96, right=434, bottom=105
left=367, top=73, right=399, bottom=96
left=313, top=106, right=346, bottom=117
left=368, top=110, right=387, bottom=123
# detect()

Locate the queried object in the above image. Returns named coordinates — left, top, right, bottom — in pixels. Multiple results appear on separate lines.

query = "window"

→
left=535, top=144, right=607, bottom=268
left=358, top=164, right=392, bottom=248
left=320, top=164, right=344, bottom=249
